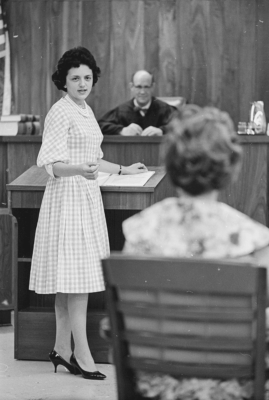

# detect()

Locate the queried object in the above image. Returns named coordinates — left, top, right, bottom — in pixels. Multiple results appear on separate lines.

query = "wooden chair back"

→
left=102, top=254, right=267, bottom=400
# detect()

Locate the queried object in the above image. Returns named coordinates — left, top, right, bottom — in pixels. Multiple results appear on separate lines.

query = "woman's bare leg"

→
left=54, top=292, right=72, bottom=362
left=68, top=293, right=97, bottom=371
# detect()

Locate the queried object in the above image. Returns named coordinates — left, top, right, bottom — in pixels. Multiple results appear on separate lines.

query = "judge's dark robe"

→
left=98, top=97, right=176, bottom=135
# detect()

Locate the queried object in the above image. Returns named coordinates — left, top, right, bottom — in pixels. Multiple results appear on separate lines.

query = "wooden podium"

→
left=6, top=165, right=174, bottom=362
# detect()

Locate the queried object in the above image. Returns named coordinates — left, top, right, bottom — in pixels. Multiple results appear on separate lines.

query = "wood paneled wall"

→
left=3, top=0, right=269, bottom=128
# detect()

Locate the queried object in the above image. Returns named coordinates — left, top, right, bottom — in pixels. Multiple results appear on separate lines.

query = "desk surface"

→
left=6, top=165, right=165, bottom=193
left=6, top=165, right=173, bottom=210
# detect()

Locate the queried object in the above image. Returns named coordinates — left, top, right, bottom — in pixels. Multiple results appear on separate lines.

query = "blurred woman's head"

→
left=163, top=106, right=242, bottom=196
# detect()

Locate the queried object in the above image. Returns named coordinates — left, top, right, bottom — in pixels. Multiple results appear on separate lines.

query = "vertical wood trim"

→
left=254, top=267, right=266, bottom=399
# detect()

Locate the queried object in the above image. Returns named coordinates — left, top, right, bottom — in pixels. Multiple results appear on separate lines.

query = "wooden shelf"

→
left=19, top=306, right=54, bottom=312
left=0, top=136, right=42, bottom=143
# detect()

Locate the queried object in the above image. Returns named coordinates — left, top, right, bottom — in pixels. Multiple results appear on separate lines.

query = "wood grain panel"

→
left=237, top=1, right=256, bottom=122
left=16, top=310, right=109, bottom=361
left=29, top=1, right=48, bottom=123
left=220, top=1, right=241, bottom=122
left=101, top=191, right=152, bottom=210
left=10, top=192, right=44, bottom=209
left=0, top=142, right=7, bottom=207
left=7, top=143, right=40, bottom=183
left=124, top=1, right=145, bottom=81
left=3, top=0, right=269, bottom=127
left=109, top=1, right=129, bottom=108
left=175, top=0, right=191, bottom=101
left=8, top=1, right=32, bottom=115
left=158, top=0, right=178, bottom=96
left=188, top=1, right=210, bottom=106
left=144, top=0, right=159, bottom=80
left=0, top=58, right=4, bottom=114
left=83, top=0, right=111, bottom=118
left=205, top=1, right=223, bottom=108
left=102, top=140, right=162, bottom=165
left=0, top=212, right=16, bottom=309
left=219, top=143, right=268, bottom=226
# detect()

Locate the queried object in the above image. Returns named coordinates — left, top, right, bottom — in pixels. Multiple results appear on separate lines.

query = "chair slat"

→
left=118, top=303, right=254, bottom=322
left=124, top=315, right=253, bottom=338
left=124, top=332, right=253, bottom=352
left=105, top=255, right=262, bottom=294
left=129, top=359, right=253, bottom=380
left=129, top=345, right=252, bottom=366
left=119, top=289, right=252, bottom=308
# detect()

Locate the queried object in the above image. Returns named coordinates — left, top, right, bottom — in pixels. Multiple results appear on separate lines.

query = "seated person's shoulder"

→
left=218, top=202, right=269, bottom=252
left=123, top=198, right=179, bottom=233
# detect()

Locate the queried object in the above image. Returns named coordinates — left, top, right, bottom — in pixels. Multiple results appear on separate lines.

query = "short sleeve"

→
left=37, top=103, right=70, bottom=170
left=44, top=164, right=55, bottom=178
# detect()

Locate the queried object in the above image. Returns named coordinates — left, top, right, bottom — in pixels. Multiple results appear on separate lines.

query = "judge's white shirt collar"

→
left=133, top=99, right=152, bottom=110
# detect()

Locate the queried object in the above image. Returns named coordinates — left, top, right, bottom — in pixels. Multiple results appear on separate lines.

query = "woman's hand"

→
left=79, top=162, right=99, bottom=180
left=123, top=163, right=148, bottom=175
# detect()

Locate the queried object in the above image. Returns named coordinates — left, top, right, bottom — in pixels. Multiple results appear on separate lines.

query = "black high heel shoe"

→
left=70, top=353, right=106, bottom=380
left=49, top=350, right=80, bottom=375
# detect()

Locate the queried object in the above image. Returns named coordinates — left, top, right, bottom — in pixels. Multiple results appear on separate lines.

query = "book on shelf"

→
left=0, top=120, right=41, bottom=136
left=97, top=170, right=155, bottom=187
left=0, top=114, right=40, bottom=122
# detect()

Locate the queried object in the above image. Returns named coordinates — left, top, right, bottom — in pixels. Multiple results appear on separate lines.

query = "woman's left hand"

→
left=124, top=163, right=148, bottom=175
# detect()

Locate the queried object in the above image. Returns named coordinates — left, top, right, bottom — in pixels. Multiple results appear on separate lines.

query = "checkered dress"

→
left=29, top=95, right=110, bottom=294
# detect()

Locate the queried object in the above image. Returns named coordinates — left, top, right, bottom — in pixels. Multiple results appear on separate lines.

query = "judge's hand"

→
left=79, top=162, right=99, bottom=180
left=123, top=162, right=148, bottom=175
left=141, top=126, right=163, bottom=136
left=121, top=123, right=143, bottom=136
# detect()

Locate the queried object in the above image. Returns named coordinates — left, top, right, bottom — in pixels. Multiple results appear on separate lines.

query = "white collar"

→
left=64, top=94, right=90, bottom=117
left=133, top=99, right=152, bottom=110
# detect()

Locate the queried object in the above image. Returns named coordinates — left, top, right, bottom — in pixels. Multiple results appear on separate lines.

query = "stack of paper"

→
left=97, top=171, right=155, bottom=187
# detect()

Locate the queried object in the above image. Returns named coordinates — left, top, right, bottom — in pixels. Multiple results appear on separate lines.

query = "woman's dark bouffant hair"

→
left=51, top=47, right=101, bottom=91
left=163, top=106, right=243, bottom=196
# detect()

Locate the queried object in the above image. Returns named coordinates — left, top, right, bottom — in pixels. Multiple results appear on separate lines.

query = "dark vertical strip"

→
left=144, top=0, right=160, bottom=86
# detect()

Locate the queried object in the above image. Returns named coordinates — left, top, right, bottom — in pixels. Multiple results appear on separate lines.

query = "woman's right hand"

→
left=79, top=162, right=99, bottom=180
left=123, top=162, right=148, bottom=175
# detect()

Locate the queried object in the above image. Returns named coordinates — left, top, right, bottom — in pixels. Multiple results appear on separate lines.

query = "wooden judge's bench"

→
left=2, top=134, right=269, bottom=362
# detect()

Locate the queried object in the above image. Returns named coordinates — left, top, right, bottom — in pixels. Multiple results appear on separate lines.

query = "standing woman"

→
left=29, top=47, right=147, bottom=380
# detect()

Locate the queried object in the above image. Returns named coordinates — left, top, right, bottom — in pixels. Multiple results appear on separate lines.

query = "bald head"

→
left=130, top=70, right=155, bottom=107
left=132, top=70, right=154, bottom=85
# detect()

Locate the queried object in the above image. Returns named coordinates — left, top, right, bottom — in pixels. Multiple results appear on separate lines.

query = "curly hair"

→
left=51, top=47, right=101, bottom=91
left=163, top=106, right=242, bottom=196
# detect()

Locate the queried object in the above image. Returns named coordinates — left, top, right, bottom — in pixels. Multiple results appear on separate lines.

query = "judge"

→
left=98, top=70, right=176, bottom=136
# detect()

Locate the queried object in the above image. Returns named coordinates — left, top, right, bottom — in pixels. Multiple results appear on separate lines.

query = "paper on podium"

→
left=97, top=171, right=155, bottom=187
